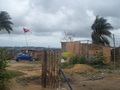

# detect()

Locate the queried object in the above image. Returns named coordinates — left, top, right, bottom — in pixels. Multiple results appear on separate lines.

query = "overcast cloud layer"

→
left=0, top=0, right=120, bottom=47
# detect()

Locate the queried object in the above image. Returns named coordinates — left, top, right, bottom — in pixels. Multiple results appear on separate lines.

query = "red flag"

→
left=23, top=28, right=30, bottom=33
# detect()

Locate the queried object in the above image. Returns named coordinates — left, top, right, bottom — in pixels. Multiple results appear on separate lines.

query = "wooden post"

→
left=41, top=50, right=47, bottom=88
left=86, top=40, right=89, bottom=59
left=113, top=34, right=116, bottom=73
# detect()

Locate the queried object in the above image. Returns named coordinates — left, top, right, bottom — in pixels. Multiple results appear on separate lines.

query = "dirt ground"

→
left=6, top=60, right=49, bottom=90
left=6, top=60, right=120, bottom=90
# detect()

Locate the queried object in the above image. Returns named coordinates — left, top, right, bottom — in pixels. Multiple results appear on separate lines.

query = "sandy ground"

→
left=6, top=60, right=120, bottom=90
left=6, top=60, right=53, bottom=90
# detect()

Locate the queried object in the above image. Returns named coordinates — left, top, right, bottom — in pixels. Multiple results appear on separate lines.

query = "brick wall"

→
left=61, top=41, right=111, bottom=64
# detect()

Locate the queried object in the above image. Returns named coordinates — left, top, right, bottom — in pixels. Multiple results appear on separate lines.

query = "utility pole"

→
left=113, top=34, right=115, bottom=73
left=86, top=40, right=89, bottom=59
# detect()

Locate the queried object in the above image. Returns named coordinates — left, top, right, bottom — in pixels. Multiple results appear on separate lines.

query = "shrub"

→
left=89, top=52, right=106, bottom=68
left=78, top=55, right=88, bottom=64
left=61, top=52, right=74, bottom=59
left=0, top=48, right=10, bottom=89
left=69, top=55, right=87, bottom=65
left=60, top=62, right=69, bottom=69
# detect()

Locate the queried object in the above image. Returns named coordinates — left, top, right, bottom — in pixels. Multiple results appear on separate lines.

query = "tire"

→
left=16, top=59, right=19, bottom=61
left=16, top=58, right=21, bottom=61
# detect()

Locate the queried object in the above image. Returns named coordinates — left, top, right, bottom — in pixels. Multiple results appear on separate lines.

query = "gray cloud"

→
left=0, top=0, right=120, bottom=47
left=86, top=0, right=120, bottom=17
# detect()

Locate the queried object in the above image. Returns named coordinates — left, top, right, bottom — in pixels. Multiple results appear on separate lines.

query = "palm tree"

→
left=0, top=11, right=13, bottom=33
left=91, top=15, right=113, bottom=46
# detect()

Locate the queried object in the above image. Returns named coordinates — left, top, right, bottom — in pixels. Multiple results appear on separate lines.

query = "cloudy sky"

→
left=0, top=0, right=120, bottom=48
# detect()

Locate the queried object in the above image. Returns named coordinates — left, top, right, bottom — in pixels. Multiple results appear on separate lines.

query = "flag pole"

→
left=24, top=32, right=28, bottom=48
left=23, top=28, right=30, bottom=52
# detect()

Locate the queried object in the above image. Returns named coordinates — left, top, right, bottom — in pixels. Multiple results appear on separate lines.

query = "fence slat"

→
left=41, top=50, right=47, bottom=88
left=41, top=50, right=61, bottom=88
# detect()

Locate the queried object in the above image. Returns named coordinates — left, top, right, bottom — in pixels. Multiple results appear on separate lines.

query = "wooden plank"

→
left=41, top=50, right=47, bottom=88
left=41, top=50, right=61, bottom=88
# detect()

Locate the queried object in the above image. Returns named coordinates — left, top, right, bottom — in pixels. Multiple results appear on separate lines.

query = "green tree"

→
left=0, top=11, right=13, bottom=33
left=91, top=15, right=113, bottom=46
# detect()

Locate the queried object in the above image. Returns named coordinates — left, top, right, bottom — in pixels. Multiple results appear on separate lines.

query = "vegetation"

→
left=89, top=52, right=106, bottom=68
left=0, top=48, right=25, bottom=89
left=61, top=52, right=74, bottom=60
left=0, top=11, right=13, bottom=33
left=91, top=15, right=113, bottom=46
left=60, top=52, right=107, bottom=69
left=60, top=62, right=70, bottom=69
left=6, top=70, right=25, bottom=79
left=60, top=55, right=88, bottom=69
left=0, top=48, right=10, bottom=89
left=69, top=55, right=87, bottom=65
left=0, top=11, right=13, bottom=89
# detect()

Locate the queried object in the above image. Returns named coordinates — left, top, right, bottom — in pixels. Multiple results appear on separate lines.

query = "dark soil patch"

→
left=16, top=76, right=41, bottom=85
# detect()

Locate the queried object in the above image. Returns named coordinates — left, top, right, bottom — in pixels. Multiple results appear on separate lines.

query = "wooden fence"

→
left=41, top=50, right=61, bottom=88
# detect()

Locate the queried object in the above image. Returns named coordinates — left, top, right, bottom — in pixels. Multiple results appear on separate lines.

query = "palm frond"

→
left=100, top=35, right=110, bottom=45
left=91, top=15, right=113, bottom=46
left=0, top=11, right=13, bottom=33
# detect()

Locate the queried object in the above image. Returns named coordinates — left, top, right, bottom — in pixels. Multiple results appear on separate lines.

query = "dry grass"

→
left=69, top=64, right=94, bottom=72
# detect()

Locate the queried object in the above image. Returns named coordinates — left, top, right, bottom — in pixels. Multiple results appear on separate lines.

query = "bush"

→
left=89, top=52, right=106, bottom=68
left=69, top=55, right=87, bottom=65
left=60, top=62, right=69, bottom=69
left=79, top=55, right=88, bottom=64
left=0, top=48, right=10, bottom=89
left=61, top=52, right=74, bottom=59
